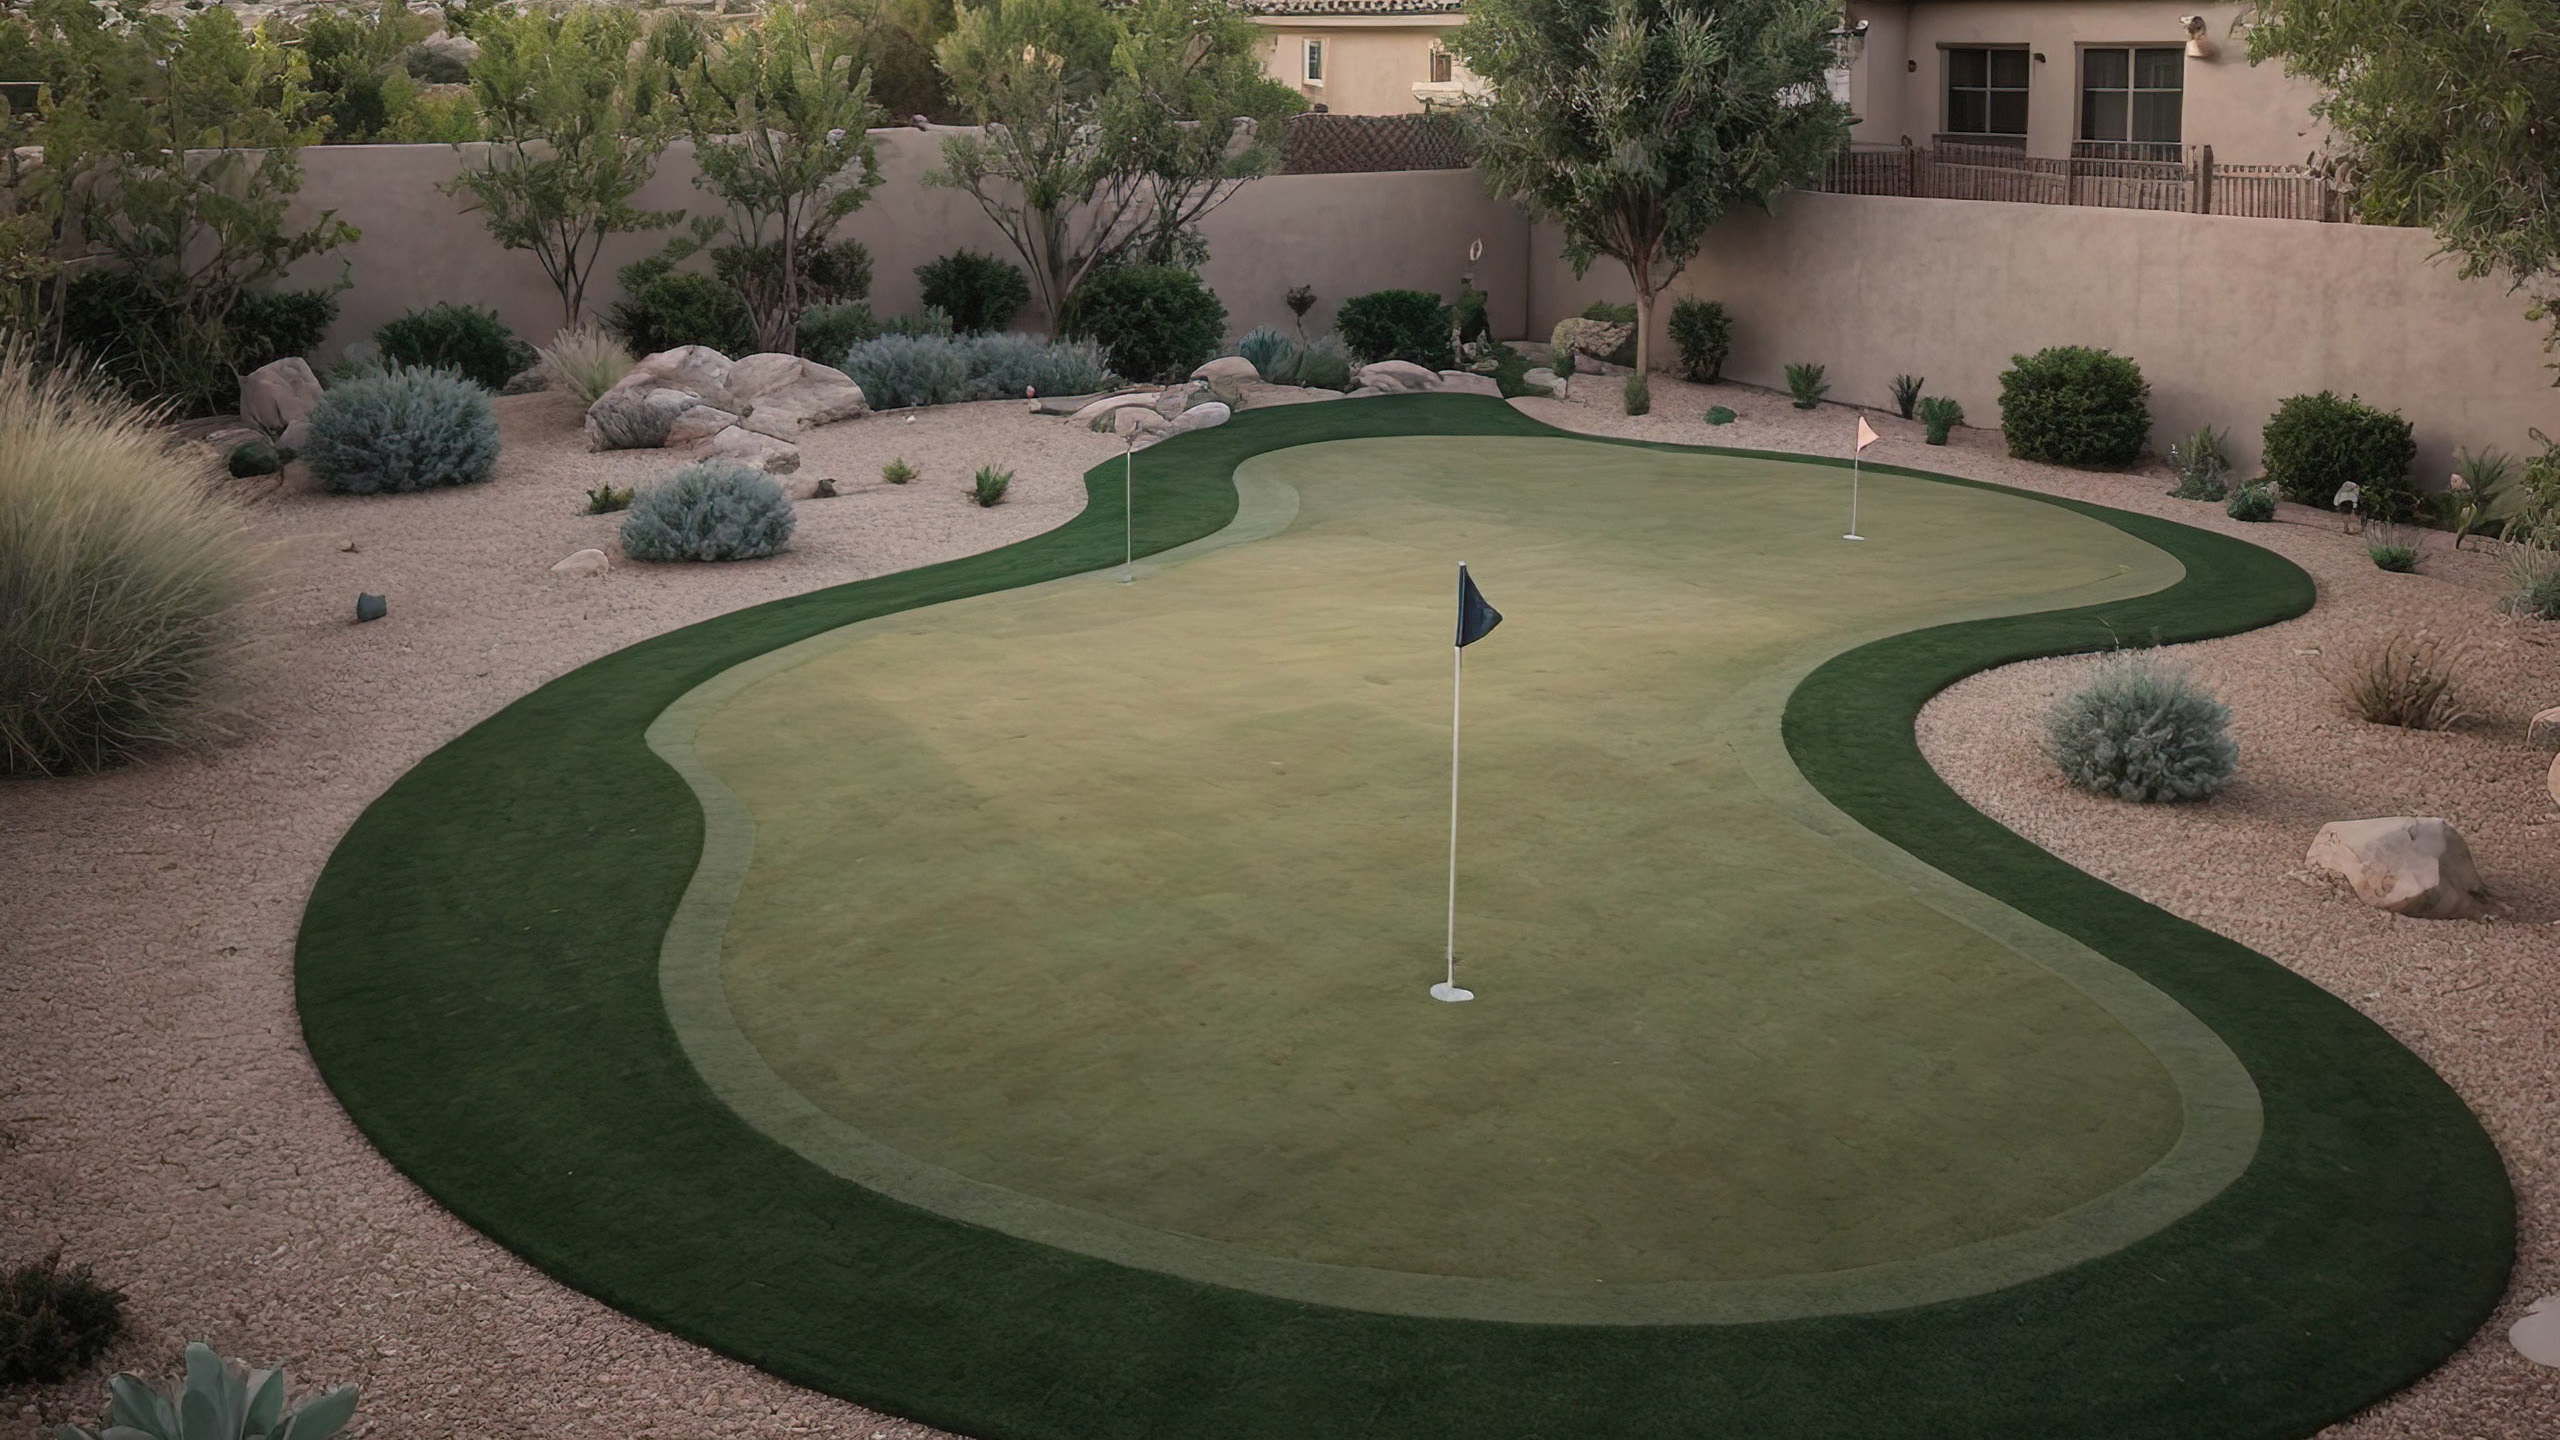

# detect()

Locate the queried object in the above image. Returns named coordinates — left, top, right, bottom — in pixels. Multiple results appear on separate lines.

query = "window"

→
left=1429, top=49, right=1452, bottom=84
left=1944, top=46, right=2028, bottom=139
left=1303, top=38, right=1323, bottom=84
left=2080, top=47, right=2182, bottom=151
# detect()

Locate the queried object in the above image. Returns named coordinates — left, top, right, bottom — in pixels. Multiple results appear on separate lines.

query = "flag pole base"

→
left=1429, top=981, right=1475, bottom=1003
left=1842, top=533, right=1865, bottom=541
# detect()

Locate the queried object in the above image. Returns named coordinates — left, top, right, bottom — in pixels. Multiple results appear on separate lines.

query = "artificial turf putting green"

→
left=297, top=396, right=2511, bottom=1440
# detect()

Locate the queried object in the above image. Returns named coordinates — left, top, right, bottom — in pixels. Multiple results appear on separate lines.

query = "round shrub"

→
left=2226, top=481, right=2277, bottom=522
left=607, top=263, right=756, bottom=359
left=918, top=248, right=1031, bottom=334
left=1060, top=265, right=1227, bottom=382
left=1335, top=288, right=1452, bottom=368
left=840, top=333, right=974, bottom=409
left=305, top=366, right=501, bottom=496
left=226, top=438, right=281, bottom=478
left=2260, top=390, right=2419, bottom=521
left=620, top=460, right=796, bottom=562
left=1667, top=297, right=1732, bottom=382
left=1998, top=346, right=2151, bottom=467
left=796, top=301, right=880, bottom=363
left=2047, top=652, right=2236, bottom=803
left=0, top=348, right=257, bottom=775
left=374, top=302, right=539, bottom=392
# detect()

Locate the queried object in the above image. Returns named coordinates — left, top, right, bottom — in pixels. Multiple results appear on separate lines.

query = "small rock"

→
left=1192, top=355, right=1262, bottom=385
left=1436, top=370, right=1503, bottom=397
left=355, top=593, right=387, bottom=623
left=551, top=548, right=610, bottom=577
left=2305, top=816, right=2488, bottom=920
left=701, top=424, right=802, bottom=474
left=2529, top=705, right=2560, bottom=753
left=1355, top=361, right=1441, bottom=394
left=2513, top=1295, right=2560, bottom=1367
left=813, top=477, right=839, bottom=498
left=1521, top=367, right=1563, bottom=395
left=240, top=357, right=323, bottom=434
left=337, top=540, right=358, bottom=553
left=501, top=365, right=548, bottom=396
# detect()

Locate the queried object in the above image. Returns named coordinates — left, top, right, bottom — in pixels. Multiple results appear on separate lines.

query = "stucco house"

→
left=1248, top=0, right=1482, bottom=115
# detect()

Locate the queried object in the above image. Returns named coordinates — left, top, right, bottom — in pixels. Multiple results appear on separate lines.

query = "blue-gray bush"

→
left=840, top=334, right=1113, bottom=410
left=2046, top=653, right=2237, bottom=802
left=620, top=461, right=797, bottom=562
left=305, top=366, right=501, bottom=495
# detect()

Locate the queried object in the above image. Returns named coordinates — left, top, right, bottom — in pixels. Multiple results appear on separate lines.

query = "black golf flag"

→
left=1456, top=564, right=1502, bottom=648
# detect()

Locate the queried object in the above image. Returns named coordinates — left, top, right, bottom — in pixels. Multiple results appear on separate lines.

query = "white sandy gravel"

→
left=4, top=376, right=2555, bottom=1438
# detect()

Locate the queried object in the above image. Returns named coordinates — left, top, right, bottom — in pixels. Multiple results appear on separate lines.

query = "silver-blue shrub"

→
left=842, top=333, right=1115, bottom=409
left=305, top=365, right=501, bottom=495
left=2046, top=653, right=2237, bottom=802
left=619, top=460, right=796, bottom=562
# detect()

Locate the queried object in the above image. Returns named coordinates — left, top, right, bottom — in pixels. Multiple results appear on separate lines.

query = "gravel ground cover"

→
left=4, top=373, right=2553, bottom=1439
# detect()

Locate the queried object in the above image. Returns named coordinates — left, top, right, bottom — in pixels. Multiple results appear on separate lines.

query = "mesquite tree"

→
left=2246, top=0, right=2560, bottom=376
left=1449, top=0, right=1849, bottom=376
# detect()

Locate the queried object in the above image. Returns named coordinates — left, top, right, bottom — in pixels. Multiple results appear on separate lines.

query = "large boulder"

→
left=1355, top=361, right=1441, bottom=394
left=738, top=362, right=867, bottom=439
left=2530, top=705, right=2560, bottom=753
left=1551, top=317, right=1635, bottom=366
left=621, top=345, right=739, bottom=410
left=1111, top=406, right=1169, bottom=439
left=1436, top=370, right=1503, bottom=397
left=1192, top=355, right=1261, bottom=386
left=1134, top=400, right=1230, bottom=449
left=2306, top=817, right=2489, bottom=920
left=240, top=358, right=323, bottom=435
left=1067, top=390, right=1163, bottom=426
left=1151, top=384, right=1199, bottom=419
left=585, top=386, right=704, bottom=451
left=701, top=425, right=802, bottom=475
left=663, top=405, right=744, bottom=447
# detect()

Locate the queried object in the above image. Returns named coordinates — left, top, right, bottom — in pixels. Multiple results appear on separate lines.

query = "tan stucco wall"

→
left=1530, top=192, right=2555, bottom=480
left=1254, top=17, right=1469, bottom=116
left=1844, top=1, right=2330, bottom=168
left=280, top=128, right=1528, bottom=358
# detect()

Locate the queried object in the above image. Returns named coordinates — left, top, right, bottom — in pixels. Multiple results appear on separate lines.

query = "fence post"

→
left=2194, top=145, right=2214, bottom=215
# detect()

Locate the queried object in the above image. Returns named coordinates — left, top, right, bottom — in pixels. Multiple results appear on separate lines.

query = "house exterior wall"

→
left=1844, top=1, right=2330, bottom=168
left=1253, top=17, right=1471, bottom=115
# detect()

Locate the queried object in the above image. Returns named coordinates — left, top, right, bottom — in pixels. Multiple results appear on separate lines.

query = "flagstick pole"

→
left=1447, top=640, right=1461, bottom=986
left=1121, top=441, right=1135, bottom=582
left=1845, top=447, right=1864, bottom=541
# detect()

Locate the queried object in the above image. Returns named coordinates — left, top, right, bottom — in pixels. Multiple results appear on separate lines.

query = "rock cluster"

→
left=1549, top=317, right=1636, bottom=367
left=584, top=346, right=867, bottom=473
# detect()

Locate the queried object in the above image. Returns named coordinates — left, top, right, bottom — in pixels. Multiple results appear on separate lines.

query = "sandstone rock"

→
left=1551, top=317, right=1635, bottom=365
left=240, top=358, right=323, bottom=435
left=501, top=365, right=548, bottom=396
left=619, top=346, right=738, bottom=411
left=663, top=405, right=744, bottom=447
left=2305, top=817, right=2488, bottom=920
left=723, top=352, right=810, bottom=406
left=1521, top=367, right=1564, bottom=395
left=1151, top=385, right=1198, bottom=419
left=1355, top=361, right=1441, bottom=393
left=2530, top=705, right=2560, bottom=754
left=1067, top=390, right=1163, bottom=426
left=702, top=425, right=802, bottom=474
left=550, top=548, right=610, bottom=578
left=739, top=370, right=867, bottom=438
left=1112, top=406, right=1170, bottom=438
left=1192, top=355, right=1261, bottom=385
left=1436, top=370, right=1503, bottom=397
left=1204, top=374, right=1247, bottom=408
left=2549, top=751, right=2560, bottom=810
left=1168, top=400, right=1231, bottom=433
left=585, top=386, right=702, bottom=451
left=1342, top=385, right=1391, bottom=400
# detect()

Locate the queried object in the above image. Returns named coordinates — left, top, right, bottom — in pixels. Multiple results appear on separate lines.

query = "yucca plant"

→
left=968, top=465, right=1012, bottom=507
left=2499, top=543, right=2560, bottom=621
left=1917, top=395, right=1962, bottom=445
left=1890, top=373, right=1923, bottom=419
left=537, top=327, right=636, bottom=406
left=52, top=1342, right=358, bottom=1440
left=2166, top=425, right=2232, bottom=500
left=584, top=482, right=633, bottom=515
left=882, top=457, right=916, bottom=485
left=2047, top=652, right=2237, bottom=802
left=1233, top=326, right=1295, bottom=382
left=2445, top=446, right=2512, bottom=548
left=1785, top=362, right=1828, bottom=409
left=1, top=346, right=258, bottom=776
left=2315, top=630, right=2476, bottom=730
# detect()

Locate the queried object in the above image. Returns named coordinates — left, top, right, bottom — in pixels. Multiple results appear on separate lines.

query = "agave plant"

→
left=55, top=1343, right=359, bottom=1440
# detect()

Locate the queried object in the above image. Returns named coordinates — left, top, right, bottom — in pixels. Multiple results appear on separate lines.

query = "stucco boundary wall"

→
left=1529, top=191, right=2556, bottom=479
left=282, top=126, right=1531, bottom=365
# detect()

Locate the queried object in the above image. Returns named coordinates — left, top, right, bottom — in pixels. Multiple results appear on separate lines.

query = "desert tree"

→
left=1448, top=0, right=1849, bottom=376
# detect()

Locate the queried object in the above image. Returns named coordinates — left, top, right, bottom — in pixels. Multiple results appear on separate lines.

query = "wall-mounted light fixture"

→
left=2182, top=14, right=2217, bottom=59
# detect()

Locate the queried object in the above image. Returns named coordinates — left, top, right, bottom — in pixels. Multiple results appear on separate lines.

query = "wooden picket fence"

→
left=1814, top=140, right=2349, bottom=221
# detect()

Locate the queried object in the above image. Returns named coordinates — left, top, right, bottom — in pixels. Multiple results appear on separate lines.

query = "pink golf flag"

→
left=1856, top=416, right=1880, bottom=451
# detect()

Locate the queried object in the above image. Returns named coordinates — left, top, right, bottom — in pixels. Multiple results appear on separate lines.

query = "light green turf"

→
left=670, top=436, right=2243, bottom=1320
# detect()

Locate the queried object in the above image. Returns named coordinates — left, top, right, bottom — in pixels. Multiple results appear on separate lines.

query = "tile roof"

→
left=1245, top=0, right=1466, bottom=15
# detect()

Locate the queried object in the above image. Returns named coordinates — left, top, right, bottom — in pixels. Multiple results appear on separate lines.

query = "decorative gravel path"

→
left=4, top=376, right=2553, bottom=1439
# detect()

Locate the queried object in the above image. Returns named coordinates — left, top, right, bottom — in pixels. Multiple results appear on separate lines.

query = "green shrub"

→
left=1704, top=405, right=1736, bottom=425
left=2366, top=522, right=2421, bottom=572
left=1890, top=373, right=1923, bottom=419
left=536, top=327, right=635, bottom=406
left=605, top=252, right=756, bottom=358
left=584, top=482, right=633, bottom=515
left=305, top=367, right=501, bottom=496
left=2047, top=652, right=2236, bottom=802
left=621, top=461, right=796, bottom=561
left=2500, top=545, right=2560, bottom=620
left=839, top=334, right=1113, bottom=409
left=1999, top=346, right=2151, bottom=467
left=2316, top=630, right=2475, bottom=729
left=53, top=1341, right=359, bottom=1440
left=1294, top=334, right=1354, bottom=391
left=1667, top=298, right=1732, bottom=383
left=918, top=248, right=1031, bottom=334
left=2, top=1252, right=126, bottom=1387
left=1785, top=361, right=1827, bottom=409
left=796, top=302, right=879, bottom=362
left=1234, top=325, right=1294, bottom=381
left=969, top=464, right=1013, bottom=507
left=58, top=273, right=339, bottom=416
left=1581, top=300, right=1637, bottom=323
left=1, top=350, right=258, bottom=776
left=2167, top=425, right=2233, bottom=500
left=1623, top=373, right=1650, bottom=416
left=1335, top=289, right=1452, bottom=369
left=2260, top=391, right=2418, bottom=520
left=373, top=302, right=537, bottom=391
left=226, top=439, right=282, bottom=478
left=1918, top=395, right=1963, bottom=445
left=2226, top=482, right=2277, bottom=522
left=881, top=307, right=955, bottom=338
left=715, top=238, right=874, bottom=313
left=882, top=457, right=915, bottom=485
left=1060, top=266, right=1228, bottom=382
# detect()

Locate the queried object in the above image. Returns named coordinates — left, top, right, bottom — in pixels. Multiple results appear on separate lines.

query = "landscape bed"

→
left=296, top=395, right=2511, bottom=1440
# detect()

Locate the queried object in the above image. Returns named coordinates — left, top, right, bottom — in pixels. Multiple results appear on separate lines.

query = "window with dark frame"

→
left=2080, top=46, right=2183, bottom=153
left=1304, top=38, right=1323, bottom=83
left=1429, top=49, right=1452, bottom=84
left=1944, top=46, right=2029, bottom=140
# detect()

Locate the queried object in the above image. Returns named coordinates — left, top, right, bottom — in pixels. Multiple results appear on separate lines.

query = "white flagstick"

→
left=1120, top=438, right=1135, bottom=583
left=1845, top=414, right=1878, bottom=541
left=1434, top=608, right=1473, bottom=1003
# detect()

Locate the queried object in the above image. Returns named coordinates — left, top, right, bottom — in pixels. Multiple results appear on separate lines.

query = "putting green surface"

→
left=297, top=397, right=2512, bottom=1440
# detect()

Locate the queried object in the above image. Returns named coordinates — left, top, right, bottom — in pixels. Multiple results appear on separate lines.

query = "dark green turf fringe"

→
left=297, top=395, right=2511, bottom=1440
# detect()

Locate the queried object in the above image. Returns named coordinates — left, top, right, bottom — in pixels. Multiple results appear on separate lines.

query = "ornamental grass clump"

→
left=1234, top=325, right=1295, bottom=381
left=2046, top=653, right=2237, bottom=803
left=304, top=367, right=500, bottom=496
left=620, top=461, right=796, bottom=562
left=2503, top=544, right=2560, bottom=620
left=537, top=327, right=636, bottom=406
left=0, top=348, right=257, bottom=776
left=1917, top=395, right=1962, bottom=445
left=2365, top=522, right=2422, bottom=572
left=968, top=465, right=1012, bottom=507
left=2315, top=630, right=2476, bottom=730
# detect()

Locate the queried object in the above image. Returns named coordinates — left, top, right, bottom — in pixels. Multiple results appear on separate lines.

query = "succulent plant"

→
left=54, top=1342, right=358, bottom=1440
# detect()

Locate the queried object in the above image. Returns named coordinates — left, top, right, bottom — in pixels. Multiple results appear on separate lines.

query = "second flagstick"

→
left=1437, top=563, right=1504, bottom=1003
left=1846, top=414, right=1880, bottom=541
